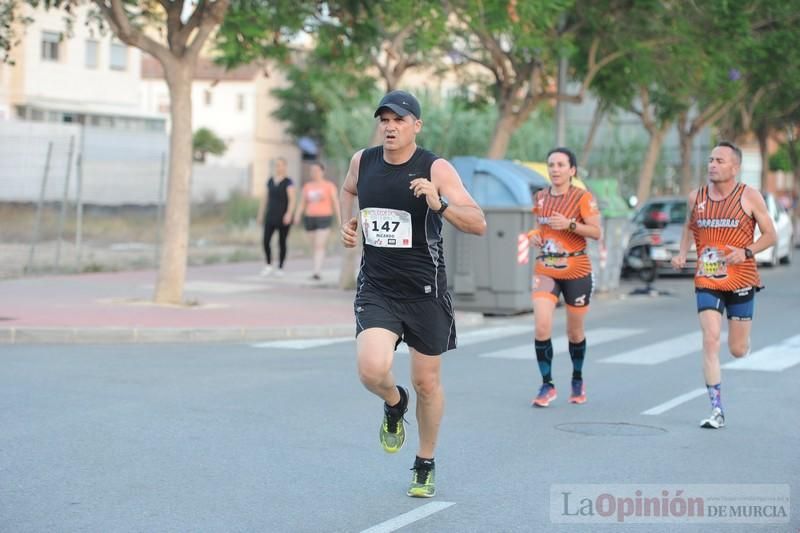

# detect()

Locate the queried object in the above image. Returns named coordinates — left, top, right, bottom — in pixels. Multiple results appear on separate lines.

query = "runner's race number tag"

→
left=360, top=208, right=412, bottom=248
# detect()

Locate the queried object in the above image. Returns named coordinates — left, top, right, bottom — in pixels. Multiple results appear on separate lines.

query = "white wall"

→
left=141, top=78, right=256, bottom=168
left=740, top=148, right=762, bottom=189
left=15, top=5, right=143, bottom=116
left=0, top=120, right=248, bottom=205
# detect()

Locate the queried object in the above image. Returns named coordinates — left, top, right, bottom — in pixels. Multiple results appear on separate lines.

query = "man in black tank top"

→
left=340, top=90, right=486, bottom=498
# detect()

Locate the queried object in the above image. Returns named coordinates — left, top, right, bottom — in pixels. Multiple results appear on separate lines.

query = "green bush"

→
left=769, top=145, right=793, bottom=172
left=225, top=190, right=259, bottom=228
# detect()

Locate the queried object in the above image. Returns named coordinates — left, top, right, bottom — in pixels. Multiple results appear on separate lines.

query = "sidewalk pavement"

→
left=0, top=255, right=489, bottom=344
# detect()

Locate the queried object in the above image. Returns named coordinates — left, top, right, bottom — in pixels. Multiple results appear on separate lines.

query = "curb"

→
left=0, top=312, right=487, bottom=345
left=0, top=325, right=356, bottom=345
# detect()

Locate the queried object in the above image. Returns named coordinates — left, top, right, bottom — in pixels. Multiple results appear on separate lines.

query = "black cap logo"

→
left=374, top=90, right=422, bottom=119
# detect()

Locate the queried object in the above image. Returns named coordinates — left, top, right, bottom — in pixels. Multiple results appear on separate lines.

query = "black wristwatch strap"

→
left=436, top=197, right=448, bottom=215
left=744, top=247, right=754, bottom=259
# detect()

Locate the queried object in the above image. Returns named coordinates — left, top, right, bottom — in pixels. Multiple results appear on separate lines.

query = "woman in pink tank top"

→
left=294, top=162, right=341, bottom=280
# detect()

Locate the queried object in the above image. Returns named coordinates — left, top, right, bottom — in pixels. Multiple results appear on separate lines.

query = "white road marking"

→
left=251, top=324, right=532, bottom=351
left=723, top=334, right=800, bottom=372
left=251, top=337, right=352, bottom=349
left=360, top=501, right=456, bottom=533
left=600, top=331, right=706, bottom=365
left=396, top=324, right=533, bottom=354
left=480, top=328, right=643, bottom=360
left=641, top=388, right=707, bottom=415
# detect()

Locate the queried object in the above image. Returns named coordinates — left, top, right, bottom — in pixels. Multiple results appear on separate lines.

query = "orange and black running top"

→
left=532, top=185, right=600, bottom=279
left=690, top=183, right=760, bottom=291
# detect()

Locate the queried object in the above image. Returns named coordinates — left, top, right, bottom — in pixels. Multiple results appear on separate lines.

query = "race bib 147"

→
left=360, top=208, right=412, bottom=248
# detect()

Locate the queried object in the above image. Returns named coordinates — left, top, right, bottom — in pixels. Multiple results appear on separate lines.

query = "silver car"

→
left=755, top=192, right=794, bottom=266
left=623, top=196, right=696, bottom=276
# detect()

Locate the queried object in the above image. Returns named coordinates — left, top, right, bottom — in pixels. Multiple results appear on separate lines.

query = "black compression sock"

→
left=569, top=338, right=586, bottom=380
left=535, top=338, right=554, bottom=384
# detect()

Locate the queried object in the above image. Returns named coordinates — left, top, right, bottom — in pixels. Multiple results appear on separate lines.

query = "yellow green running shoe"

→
left=407, top=458, right=436, bottom=498
left=379, top=386, right=408, bottom=453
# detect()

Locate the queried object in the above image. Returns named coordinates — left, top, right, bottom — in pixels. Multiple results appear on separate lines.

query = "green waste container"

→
left=584, top=178, right=632, bottom=292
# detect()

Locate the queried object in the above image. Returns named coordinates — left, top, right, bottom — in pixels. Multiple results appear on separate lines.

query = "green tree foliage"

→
left=251, top=0, right=447, bottom=156
left=269, top=60, right=374, bottom=150
left=769, top=145, right=793, bottom=172
left=322, top=0, right=448, bottom=91
left=445, top=0, right=666, bottom=158
left=581, top=2, right=694, bottom=201
left=192, top=127, right=227, bottom=163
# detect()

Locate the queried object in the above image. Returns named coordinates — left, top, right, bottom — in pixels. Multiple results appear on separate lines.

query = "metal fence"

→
left=0, top=120, right=254, bottom=276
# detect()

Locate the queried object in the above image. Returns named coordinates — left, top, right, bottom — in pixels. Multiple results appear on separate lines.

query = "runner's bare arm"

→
left=422, top=158, right=486, bottom=236
left=730, top=186, right=777, bottom=261
left=340, top=150, right=363, bottom=248
left=671, top=190, right=697, bottom=270
left=284, top=184, right=296, bottom=226
left=293, top=187, right=306, bottom=225
left=256, top=187, right=267, bottom=225
left=574, top=213, right=602, bottom=240
left=331, top=183, right=342, bottom=228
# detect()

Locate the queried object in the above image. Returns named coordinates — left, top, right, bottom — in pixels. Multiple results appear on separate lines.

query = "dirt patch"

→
left=0, top=202, right=318, bottom=279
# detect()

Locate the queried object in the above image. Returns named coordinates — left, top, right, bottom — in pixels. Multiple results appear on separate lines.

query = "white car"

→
left=755, top=192, right=794, bottom=266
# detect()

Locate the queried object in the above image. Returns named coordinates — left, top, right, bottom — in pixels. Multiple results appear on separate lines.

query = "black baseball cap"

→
left=374, top=90, right=422, bottom=119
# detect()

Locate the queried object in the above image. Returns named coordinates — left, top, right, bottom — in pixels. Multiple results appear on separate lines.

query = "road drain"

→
left=555, top=422, right=667, bottom=436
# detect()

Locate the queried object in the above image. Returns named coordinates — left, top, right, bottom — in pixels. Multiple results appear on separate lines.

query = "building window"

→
left=237, top=94, right=245, bottom=112
left=204, top=90, right=213, bottom=106
left=85, top=40, right=99, bottom=69
left=41, top=31, right=60, bottom=62
left=110, top=42, right=128, bottom=71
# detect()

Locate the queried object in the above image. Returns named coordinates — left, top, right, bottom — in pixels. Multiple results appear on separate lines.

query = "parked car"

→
left=755, top=192, right=794, bottom=266
left=622, top=192, right=795, bottom=279
left=622, top=196, right=696, bottom=277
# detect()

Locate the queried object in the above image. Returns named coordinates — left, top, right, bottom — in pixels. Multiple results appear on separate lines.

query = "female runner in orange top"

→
left=528, top=147, right=602, bottom=407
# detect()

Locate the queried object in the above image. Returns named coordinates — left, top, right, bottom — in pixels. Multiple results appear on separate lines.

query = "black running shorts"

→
left=533, top=273, right=594, bottom=310
left=303, top=215, right=333, bottom=231
left=354, top=285, right=457, bottom=355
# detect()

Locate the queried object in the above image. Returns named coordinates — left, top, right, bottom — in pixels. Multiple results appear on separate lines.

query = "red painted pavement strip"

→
left=0, top=260, right=356, bottom=329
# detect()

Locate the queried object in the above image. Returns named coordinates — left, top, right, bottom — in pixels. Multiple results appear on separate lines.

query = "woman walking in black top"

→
left=256, top=157, right=296, bottom=276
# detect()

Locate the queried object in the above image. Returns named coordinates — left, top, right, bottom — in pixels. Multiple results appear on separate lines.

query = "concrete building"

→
left=140, top=56, right=302, bottom=197
left=0, top=4, right=164, bottom=131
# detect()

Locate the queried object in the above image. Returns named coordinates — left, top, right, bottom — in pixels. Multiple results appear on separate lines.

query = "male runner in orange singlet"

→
left=672, top=141, right=776, bottom=428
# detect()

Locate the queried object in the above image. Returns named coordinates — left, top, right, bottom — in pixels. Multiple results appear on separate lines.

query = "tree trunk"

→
left=756, top=126, right=770, bottom=191
left=579, top=101, right=604, bottom=169
left=636, top=123, right=670, bottom=204
left=487, top=107, right=517, bottom=159
left=154, top=61, right=194, bottom=304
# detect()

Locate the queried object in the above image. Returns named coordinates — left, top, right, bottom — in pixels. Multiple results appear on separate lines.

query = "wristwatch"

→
left=435, top=197, right=449, bottom=215
left=744, top=247, right=754, bottom=259
left=568, top=219, right=577, bottom=231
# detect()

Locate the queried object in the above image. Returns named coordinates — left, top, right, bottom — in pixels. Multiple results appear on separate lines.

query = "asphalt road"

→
left=2, top=262, right=798, bottom=532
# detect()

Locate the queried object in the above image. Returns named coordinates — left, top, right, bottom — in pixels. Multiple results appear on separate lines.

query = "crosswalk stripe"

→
left=251, top=337, right=352, bottom=349
left=641, top=388, right=708, bottom=415
left=397, top=324, right=533, bottom=354
left=723, top=334, right=800, bottom=372
left=600, top=331, right=707, bottom=365
left=480, top=328, right=643, bottom=360
left=251, top=325, right=533, bottom=351
left=360, top=502, right=456, bottom=533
